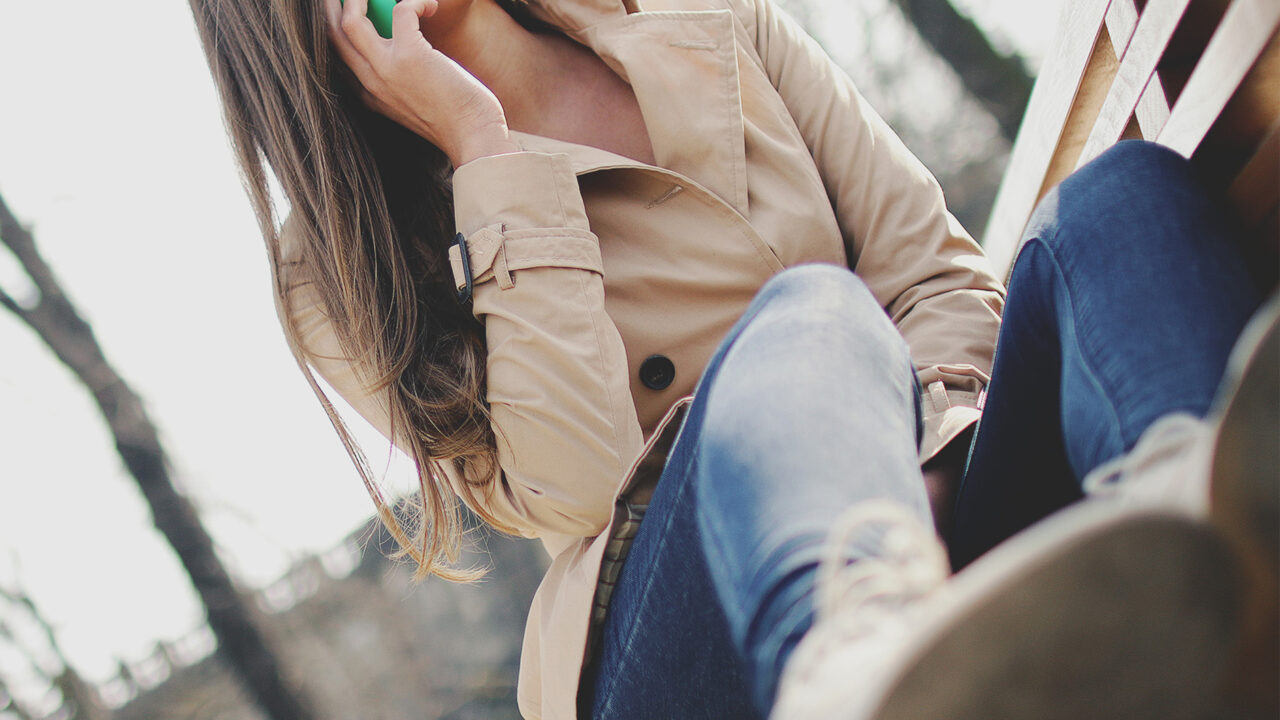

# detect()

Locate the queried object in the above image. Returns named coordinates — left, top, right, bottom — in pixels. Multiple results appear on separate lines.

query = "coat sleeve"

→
left=733, top=0, right=1006, bottom=462
left=279, top=152, right=644, bottom=541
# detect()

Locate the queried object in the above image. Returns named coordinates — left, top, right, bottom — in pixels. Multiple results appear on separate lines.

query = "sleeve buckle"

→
left=454, top=232, right=474, bottom=304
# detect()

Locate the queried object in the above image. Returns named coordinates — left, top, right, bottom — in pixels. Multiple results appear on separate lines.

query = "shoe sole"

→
left=869, top=504, right=1240, bottom=720
left=1207, top=292, right=1279, bottom=715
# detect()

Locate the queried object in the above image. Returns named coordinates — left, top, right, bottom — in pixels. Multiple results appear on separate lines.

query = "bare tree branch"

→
left=0, top=190, right=319, bottom=720
left=0, top=285, right=26, bottom=322
left=0, top=584, right=113, bottom=720
left=0, top=194, right=63, bottom=307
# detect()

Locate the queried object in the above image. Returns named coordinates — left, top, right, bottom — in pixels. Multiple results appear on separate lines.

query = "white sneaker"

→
left=771, top=500, right=1241, bottom=720
left=1082, top=411, right=1215, bottom=515
left=770, top=501, right=949, bottom=720
left=1085, top=292, right=1278, bottom=543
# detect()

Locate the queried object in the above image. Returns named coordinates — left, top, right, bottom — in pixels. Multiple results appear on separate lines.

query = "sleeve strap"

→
left=449, top=226, right=604, bottom=296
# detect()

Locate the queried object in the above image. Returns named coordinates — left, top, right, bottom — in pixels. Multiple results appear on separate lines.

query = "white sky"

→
left=0, top=0, right=1061, bottom=698
left=0, top=0, right=389, bottom=690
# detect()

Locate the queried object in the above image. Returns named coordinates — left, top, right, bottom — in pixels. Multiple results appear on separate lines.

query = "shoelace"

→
left=815, top=500, right=950, bottom=638
left=1082, top=412, right=1210, bottom=508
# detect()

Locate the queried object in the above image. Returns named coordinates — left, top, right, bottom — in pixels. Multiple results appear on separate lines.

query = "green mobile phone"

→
left=340, top=0, right=397, bottom=39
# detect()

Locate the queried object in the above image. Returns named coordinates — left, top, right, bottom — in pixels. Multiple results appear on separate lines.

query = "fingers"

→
left=339, top=0, right=388, bottom=63
left=324, top=0, right=349, bottom=45
left=331, top=0, right=434, bottom=74
left=336, top=0, right=370, bottom=36
left=327, top=0, right=382, bottom=88
left=391, top=0, right=439, bottom=42
left=325, top=0, right=468, bottom=134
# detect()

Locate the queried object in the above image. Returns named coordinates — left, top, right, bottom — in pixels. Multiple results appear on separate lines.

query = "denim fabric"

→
left=585, top=265, right=927, bottom=719
left=949, top=141, right=1266, bottom=568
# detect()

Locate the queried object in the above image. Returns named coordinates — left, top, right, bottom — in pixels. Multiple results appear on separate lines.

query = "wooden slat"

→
left=982, top=0, right=1113, bottom=276
left=1105, top=0, right=1141, bottom=55
left=1157, top=0, right=1280, bottom=157
left=1077, top=0, right=1191, bottom=168
left=1132, top=71, right=1172, bottom=137
left=1038, top=31, right=1122, bottom=199
left=1105, top=0, right=1174, bottom=138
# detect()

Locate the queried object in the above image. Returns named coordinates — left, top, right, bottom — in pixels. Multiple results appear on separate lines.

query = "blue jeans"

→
left=584, top=142, right=1265, bottom=718
left=950, top=141, right=1265, bottom=567
left=584, top=265, right=928, bottom=719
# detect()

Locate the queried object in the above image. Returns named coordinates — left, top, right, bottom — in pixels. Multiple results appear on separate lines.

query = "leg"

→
left=586, top=265, right=927, bottom=718
left=951, top=141, right=1265, bottom=568
left=583, top=481, right=760, bottom=720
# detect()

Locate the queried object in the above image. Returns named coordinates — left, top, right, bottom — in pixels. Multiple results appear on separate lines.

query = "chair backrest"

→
left=982, top=0, right=1280, bottom=280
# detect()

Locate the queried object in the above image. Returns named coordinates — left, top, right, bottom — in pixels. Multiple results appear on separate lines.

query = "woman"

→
left=188, top=0, right=1270, bottom=716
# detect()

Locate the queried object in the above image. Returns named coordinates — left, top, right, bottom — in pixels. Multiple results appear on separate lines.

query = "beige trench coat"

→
left=279, top=0, right=1005, bottom=715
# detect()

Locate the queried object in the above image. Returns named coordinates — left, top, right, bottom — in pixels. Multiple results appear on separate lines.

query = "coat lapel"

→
left=525, top=0, right=751, bottom=216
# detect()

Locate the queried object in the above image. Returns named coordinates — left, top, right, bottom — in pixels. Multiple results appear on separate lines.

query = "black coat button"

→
left=639, top=354, right=676, bottom=391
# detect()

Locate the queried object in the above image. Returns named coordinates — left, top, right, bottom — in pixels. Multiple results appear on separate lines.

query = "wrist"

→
left=449, top=126, right=520, bottom=168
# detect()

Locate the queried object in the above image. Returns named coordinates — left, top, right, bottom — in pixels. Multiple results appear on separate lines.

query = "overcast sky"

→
left=0, top=0, right=1060, bottom=702
left=0, top=0, right=391, bottom=693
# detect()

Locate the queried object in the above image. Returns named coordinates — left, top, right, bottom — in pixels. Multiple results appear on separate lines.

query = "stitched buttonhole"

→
left=646, top=185, right=685, bottom=208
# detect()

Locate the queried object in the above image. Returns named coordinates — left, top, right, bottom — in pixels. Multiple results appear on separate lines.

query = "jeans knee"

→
left=731, top=264, right=912, bottom=386
left=1073, top=140, right=1195, bottom=210
left=1080, top=139, right=1189, bottom=183
left=757, top=263, right=862, bottom=301
left=752, top=265, right=885, bottom=330
left=1021, top=140, right=1214, bottom=265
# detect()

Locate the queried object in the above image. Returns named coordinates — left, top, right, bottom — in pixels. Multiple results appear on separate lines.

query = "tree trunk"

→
left=0, top=192, right=317, bottom=720
left=891, top=0, right=1034, bottom=142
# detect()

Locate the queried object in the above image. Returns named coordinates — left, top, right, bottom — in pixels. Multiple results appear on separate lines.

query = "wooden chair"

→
left=983, top=0, right=1280, bottom=283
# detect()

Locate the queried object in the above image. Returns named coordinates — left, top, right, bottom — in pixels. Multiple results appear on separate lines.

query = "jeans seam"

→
left=1032, top=236, right=1130, bottom=462
left=593, top=451, right=701, bottom=717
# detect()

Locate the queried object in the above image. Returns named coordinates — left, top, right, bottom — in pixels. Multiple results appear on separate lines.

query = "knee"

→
left=1068, top=140, right=1197, bottom=215
left=737, top=264, right=911, bottom=373
left=758, top=263, right=861, bottom=297
left=1076, top=139, right=1191, bottom=189
left=752, top=264, right=882, bottom=327
left=1021, top=141, right=1213, bottom=263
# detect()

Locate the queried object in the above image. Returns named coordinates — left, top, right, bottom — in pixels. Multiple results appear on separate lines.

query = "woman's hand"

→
left=326, top=0, right=520, bottom=166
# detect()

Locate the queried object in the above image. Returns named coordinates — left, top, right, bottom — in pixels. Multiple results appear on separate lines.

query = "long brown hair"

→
left=189, top=0, right=508, bottom=580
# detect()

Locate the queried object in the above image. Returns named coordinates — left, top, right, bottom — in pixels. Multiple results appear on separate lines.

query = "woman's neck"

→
left=431, top=1, right=595, bottom=134
left=432, top=0, right=656, bottom=164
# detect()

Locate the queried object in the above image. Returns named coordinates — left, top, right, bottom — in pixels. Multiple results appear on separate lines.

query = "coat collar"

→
left=510, top=130, right=645, bottom=174
left=517, top=0, right=751, bottom=216
left=520, top=0, right=634, bottom=34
